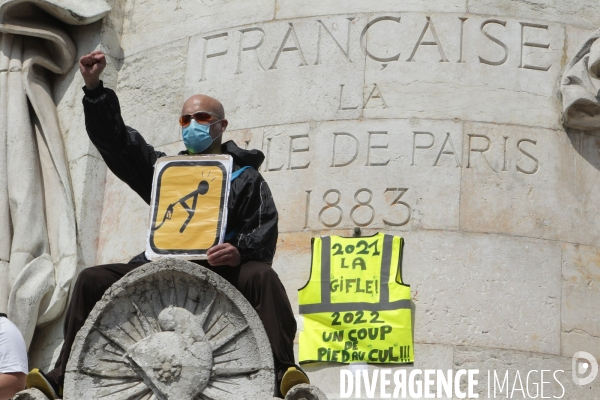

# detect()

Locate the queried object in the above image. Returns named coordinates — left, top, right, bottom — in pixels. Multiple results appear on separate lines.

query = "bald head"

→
left=182, top=94, right=225, bottom=119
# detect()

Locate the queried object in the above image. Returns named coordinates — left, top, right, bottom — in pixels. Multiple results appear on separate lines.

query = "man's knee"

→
left=240, top=261, right=280, bottom=286
left=74, top=266, right=102, bottom=289
left=73, top=265, right=116, bottom=296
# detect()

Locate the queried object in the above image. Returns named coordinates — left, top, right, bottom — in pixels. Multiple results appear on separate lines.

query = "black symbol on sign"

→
left=154, top=180, right=209, bottom=233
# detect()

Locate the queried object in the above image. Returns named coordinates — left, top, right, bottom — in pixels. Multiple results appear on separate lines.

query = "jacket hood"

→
left=222, top=140, right=265, bottom=169
left=178, top=140, right=265, bottom=169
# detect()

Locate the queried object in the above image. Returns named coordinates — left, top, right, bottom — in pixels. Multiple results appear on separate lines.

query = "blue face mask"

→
left=182, top=119, right=222, bottom=154
left=182, top=120, right=222, bottom=154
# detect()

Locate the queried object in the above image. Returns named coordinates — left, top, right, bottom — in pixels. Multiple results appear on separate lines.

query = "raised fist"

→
left=79, top=50, right=106, bottom=90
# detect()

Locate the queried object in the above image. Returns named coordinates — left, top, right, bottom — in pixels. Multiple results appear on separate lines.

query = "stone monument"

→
left=64, top=259, right=275, bottom=399
left=3, top=1, right=600, bottom=399
left=0, top=0, right=109, bottom=348
left=17, top=258, right=326, bottom=399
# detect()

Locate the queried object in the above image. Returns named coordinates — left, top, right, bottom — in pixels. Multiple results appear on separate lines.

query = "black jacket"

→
left=82, top=82, right=278, bottom=263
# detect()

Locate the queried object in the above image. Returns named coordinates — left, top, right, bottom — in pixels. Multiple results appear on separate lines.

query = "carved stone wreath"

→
left=560, top=29, right=600, bottom=130
left=63, top=259, right=275, bottom=400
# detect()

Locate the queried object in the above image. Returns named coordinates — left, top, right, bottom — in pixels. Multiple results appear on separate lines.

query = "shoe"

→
left=280, top=366, right=310, bottom=397
left=26, top=368, right=61, bottom=400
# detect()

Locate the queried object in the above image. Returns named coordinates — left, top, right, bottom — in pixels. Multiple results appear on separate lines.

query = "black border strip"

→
left=320, top=236, right=332, bottom=307
left=299, top=299, right=411, bottom=313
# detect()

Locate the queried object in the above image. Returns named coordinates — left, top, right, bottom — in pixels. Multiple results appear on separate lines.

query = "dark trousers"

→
left=47, top=260, right=297, bottom=396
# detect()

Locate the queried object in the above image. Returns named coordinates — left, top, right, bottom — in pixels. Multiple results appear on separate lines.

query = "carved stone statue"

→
left=64, top=259, right=276, bottom=399
left=560, top=29, right=600, bottom=130
left=0, top=0, right=109, bottom=346
left=284, top=384, right=328, bottom=400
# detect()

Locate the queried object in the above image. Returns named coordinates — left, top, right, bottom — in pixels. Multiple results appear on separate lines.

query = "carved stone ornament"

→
left=0, top=0, right=109, bottom=347
left=560, top=29, right=600, bottom=130
left=64, top=259, right=275, bottom=399
left=284, top=384, right=328, bottom=400
left=12, top=388, right=50, bottom=400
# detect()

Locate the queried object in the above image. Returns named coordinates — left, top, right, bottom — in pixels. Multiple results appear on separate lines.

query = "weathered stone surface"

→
left=561, top=243, right=600, bottom=357
left=184, top=15, right=367, bottom=130
left=460, top=123, right=600, bottom=247
left=120, top=0, right=276, bottom=56
left=402, top=230, right=561, bottom=354
left=117, top=39, right=188, bottom=150
left=69, top=155, right=107, bottom=269
left=469, top=0, right=600, bottom=30
left=0, top=0, right=107, bottom=349
left=275, top=0, right=467, bottom=19
left=64, top=259, right=275, bottom=399
left=28, top=315, right=65, bottom=373
left=22, top=2, right=600, bottom=398
left=98, top=0, right=126, bottom=60
left=12, top=388, right=50, bottom=400
left=257, top=119, right=462, bottom=232
left=363, top=13, right=564, bottom=129
left=566, top=25, right=597, bottom=61
left=54, top=52, right=120, bottom=163
left=180, top=13, right=565, bottom=131
left=270, top=231, right=315, bottom=314
left=95, top=168, right=148, bottom=265
left=284, top=383, right=328, bottom=400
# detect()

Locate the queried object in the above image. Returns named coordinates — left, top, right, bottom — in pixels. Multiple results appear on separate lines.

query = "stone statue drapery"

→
left=0, top=0, right=109, bottom=347
left=560, top=29, right=600, bottom=130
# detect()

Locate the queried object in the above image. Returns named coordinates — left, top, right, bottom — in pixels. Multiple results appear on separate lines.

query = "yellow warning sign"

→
left=146, top=156, right=232, bottom=260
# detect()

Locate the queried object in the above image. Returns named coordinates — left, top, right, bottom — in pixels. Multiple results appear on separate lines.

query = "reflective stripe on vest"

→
left=299, top=234, right=410, bottom=313
left=298, top=233, right=413, bottom=364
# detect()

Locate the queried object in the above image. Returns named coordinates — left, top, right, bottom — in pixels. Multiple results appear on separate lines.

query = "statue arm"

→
left=227, top=170, right=278, bottom=264
left=82, top=82, right=165, bottom=204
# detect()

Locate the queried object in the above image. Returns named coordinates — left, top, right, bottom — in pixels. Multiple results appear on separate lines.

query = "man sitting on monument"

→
left=26, top=50, right=308, bottom=399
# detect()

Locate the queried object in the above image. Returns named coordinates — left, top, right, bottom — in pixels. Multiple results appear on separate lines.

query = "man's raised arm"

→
left=80, top=51, right=164, bottom=204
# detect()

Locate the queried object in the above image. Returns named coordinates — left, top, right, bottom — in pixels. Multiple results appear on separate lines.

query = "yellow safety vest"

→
left=298, top=233, right=413, bottom=364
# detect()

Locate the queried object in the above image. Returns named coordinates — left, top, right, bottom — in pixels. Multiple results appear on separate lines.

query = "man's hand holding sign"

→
left=25, top=51, right=308, bottom=399
left=207, top=243, right=241, bottom=267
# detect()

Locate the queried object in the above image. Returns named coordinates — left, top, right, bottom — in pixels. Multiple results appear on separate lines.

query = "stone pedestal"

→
left=284, top=384, right=328, bottom=400
left=64, top=259, right=275, bottom=400
left=12, top=389, right=49, bottom=400
left=9, top=1, right=600, bottom=399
